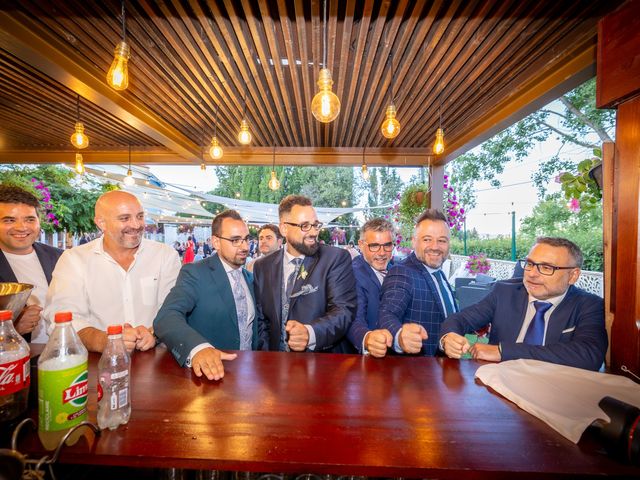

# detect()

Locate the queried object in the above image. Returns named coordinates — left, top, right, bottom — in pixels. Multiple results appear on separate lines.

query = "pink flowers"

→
left=31, top=178, right=60, bottom=227
left=567, top=198, right=581, bottom=213
left=465, top=253, right=491, bottom=275
left=443, top=174, right=465, bottom=231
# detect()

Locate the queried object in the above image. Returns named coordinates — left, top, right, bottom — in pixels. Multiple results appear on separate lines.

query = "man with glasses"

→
left=154, top=210, right=257, bottom=380
left=379, top=209, right=458, bottom=356
left=347, top=218, right=395, bottom=357
left=440, top=237, right=607, bottom=371
left=253, top=195, right=356, bottom=353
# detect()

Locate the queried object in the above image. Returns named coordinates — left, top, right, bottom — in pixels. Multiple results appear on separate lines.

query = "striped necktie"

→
left=433, top=269, right=456, bottom=317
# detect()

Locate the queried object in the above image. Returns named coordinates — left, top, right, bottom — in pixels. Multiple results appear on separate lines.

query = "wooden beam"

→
left=0, top=11, right=201, bottom=162
left=0, top=147, right=434, bottom=167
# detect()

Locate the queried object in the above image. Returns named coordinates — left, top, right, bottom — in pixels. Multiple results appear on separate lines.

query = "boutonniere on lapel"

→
left=291, top=284, right=318, bottom=298
left=298, top=264, right=308, bottom=280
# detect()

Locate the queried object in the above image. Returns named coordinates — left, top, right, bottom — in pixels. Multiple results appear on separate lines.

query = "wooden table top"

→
left=17, top=347, right=640, bottom=478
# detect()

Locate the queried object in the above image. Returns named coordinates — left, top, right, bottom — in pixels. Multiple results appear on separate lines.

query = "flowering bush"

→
left=443, top=174, right=465, bottom=231
left=31, top=178, right=60, bottom=228
left=465, top=253, right=491, bottom=275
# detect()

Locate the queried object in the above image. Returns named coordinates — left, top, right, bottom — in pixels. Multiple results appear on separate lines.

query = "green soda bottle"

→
left=38, top=311, right=88, bottom=450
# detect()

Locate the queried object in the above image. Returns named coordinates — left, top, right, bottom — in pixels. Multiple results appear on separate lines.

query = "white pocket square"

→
left=290, top=284, right=318, bottom=298
left=562, top=326, right=576, bottom=333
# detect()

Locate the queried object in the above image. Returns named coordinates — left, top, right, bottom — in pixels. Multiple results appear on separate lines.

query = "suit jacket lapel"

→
left=545, top=285, right=575, bottom=342
left=289, top=253, right=319, bottom=312
left=507, top=285, right=530, bottom=342
left=0, top=251, right=18, bottom=283
left=33, top=243, right=54, bottom=283
left=360, top=256, right=382, bottom=290
left=271, top=250, right=285, bottom=322
left=409, top=253, right=445, bottom=317
left=209, top=255, right=238, bottom=327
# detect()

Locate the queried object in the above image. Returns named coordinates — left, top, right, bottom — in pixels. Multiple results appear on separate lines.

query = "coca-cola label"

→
left=0, top=355, right=30, bottom=396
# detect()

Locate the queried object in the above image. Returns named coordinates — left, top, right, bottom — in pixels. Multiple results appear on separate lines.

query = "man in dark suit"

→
left=154, top=210, right=257, bottom=380
left=378, top=209, right=458, bottom=356
left=0, top=185, right=62, bottom=343
left=253, top=195, right=356, bottom=353
left=347, top=218, right=394, bottom=357
left=440, top=237, right=607, bottom=371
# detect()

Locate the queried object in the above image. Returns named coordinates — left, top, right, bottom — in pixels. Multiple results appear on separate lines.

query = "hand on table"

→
left=286, top=320, right=309, bottom=351
left=470, top=343, right=501, bottom=362
left=364, top=329, right=393, bottom=358
left=442, top=332, right=471, bottom=359
left=191, top=347, right=237, bottom=381
left=398, top=323, right=428, bottom=354
left=14, top=305, right=42, bottom=335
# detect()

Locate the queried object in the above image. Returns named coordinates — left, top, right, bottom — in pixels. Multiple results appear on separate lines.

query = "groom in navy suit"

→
left=253, top=195, right=356, bottom=353
left=347, top=218, right=395, bottom=357
left=378, top=209, right=458, bottom=356
left=440, top=237, right=607, bottom=371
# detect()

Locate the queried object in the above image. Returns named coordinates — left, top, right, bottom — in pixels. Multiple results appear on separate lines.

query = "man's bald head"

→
left=94, top=190, right=145, bottom=251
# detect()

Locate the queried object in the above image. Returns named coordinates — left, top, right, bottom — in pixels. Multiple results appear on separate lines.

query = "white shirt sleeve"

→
left=186, top=343, right=214, bottom=367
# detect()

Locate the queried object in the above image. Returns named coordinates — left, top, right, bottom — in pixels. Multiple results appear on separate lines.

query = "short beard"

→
left=288, top=236, right=319, bottom=256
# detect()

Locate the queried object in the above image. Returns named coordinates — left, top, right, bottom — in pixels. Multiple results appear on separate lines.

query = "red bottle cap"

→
left=107, top=325, right=123, bottom=335
left=54, top=311, right=73, bottom=323
left=0, top=310, right=12, bottom=321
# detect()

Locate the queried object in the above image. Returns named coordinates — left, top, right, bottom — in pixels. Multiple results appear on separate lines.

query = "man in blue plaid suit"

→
left=378, top=209, right=457, bottom=356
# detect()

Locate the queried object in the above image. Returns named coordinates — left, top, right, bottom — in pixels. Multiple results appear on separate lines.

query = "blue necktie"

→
left=280, top=258, right=302, bottom=351
left=524, top=301, right=552, bottom=345
left=434, top=270, right=456, bottom=317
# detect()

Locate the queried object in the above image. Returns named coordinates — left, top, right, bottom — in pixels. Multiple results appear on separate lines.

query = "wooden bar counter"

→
left=17, top=347, right=640, bottom=478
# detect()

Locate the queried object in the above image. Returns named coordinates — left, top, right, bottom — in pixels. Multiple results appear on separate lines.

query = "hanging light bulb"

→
left=74, top=153, right=85, bottom=175
left=107, top=1, right=130, bottom=91
left=238, top=119, right=251, bottom=145
left=200, top=162, right=206, bottom=171
left=311, top=0, right=340, bottom=123
left=70, top=95, right=89, bottom=149
left=268, top=145, right=280, bottom=191
left=123, top=145, right=135, bottom=186
left=381, top=103, right=400, bottom=139
left=433, top=128, right=445, bottom=155
left=209, top=104, right=224, bottom=159
left=361, top=147, right=370, bottom=181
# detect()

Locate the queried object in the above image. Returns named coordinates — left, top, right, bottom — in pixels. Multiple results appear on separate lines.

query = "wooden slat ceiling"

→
left=0, top=0, right=623, bottom=166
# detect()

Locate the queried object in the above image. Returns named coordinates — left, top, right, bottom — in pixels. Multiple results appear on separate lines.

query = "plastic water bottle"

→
left=97, top=324, right=131, bottom=430
left=0, top=309, right=31, bottom=438
left=38, top=311, right=88, bottom=450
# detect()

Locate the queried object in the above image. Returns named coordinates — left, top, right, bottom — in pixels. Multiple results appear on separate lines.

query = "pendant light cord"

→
left=128, top=144, right=132, bottom=170
left=214, top=104, right=219, bottom=137
left=76, top=94, right=80, bottom=120
left=121, top=0, right=127, bottom=42
left=322, top=0, right=327, bottom=69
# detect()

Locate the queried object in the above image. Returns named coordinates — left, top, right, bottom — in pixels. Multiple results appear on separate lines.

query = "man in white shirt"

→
left=44, top=190, right=181, bottom=353
left=154, top=210, right=256, bottom=381
left=0, top=185, right=62, bottom=343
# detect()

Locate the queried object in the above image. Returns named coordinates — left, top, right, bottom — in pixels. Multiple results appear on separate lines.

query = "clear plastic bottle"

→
left=38, top=311, right=88, bottom=450
left=97, top=324, right=131, bottom=430
left=0, top=309, right=31, bottom=433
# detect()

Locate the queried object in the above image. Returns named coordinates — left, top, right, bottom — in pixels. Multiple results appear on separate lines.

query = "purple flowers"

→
left=465, top=253, right=491, bottom=275
left=443, top=175, right=465, bottom=230
left=31, top=178, right=60, bottom=227
left=567, top=198, right=580, bottom=213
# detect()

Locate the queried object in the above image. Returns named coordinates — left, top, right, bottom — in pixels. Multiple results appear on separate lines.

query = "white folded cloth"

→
left=475, top=359, right=640, bottom=443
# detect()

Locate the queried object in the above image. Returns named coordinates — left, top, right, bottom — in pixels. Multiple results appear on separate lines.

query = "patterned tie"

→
left=434, top=270, right=456, bottom=317
left=524, top=301, right=552, bottom=346
left=230, top=269, right=251, bottom=350
left=280, top=258, right=302, bottom=351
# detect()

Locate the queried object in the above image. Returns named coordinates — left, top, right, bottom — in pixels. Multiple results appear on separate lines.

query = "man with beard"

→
left=154, top=210, right=257, bottom=380
left=378, top=209, right=458, bottom=356
left=253, top=195, right=356, bottom=353
left=44, top=190, right=181, bottom=353
left=347, top=218, right=395, bottom=357
left=440, top=237, right=606, bottom=371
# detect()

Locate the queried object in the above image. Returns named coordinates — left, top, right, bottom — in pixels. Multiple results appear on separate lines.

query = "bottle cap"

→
left=54, top=311, right=73, bottom=323
left=0, top=310, right=12, bottom=321
left=107, top=325, right=123, bottom=335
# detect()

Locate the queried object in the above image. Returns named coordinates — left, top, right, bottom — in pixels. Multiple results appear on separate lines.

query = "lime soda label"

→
left=38, top=361, right=88, bottom=432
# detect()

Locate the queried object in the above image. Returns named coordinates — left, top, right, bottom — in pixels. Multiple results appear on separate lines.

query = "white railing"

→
left=449, top=254, right=604, bottom=298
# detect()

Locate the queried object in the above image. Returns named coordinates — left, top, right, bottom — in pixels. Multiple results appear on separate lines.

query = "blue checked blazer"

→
left=378, top=252, right=452, bottom=356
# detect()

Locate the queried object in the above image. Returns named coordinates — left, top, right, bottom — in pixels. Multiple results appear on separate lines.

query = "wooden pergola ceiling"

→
left=0, top=0, right=623, bottom=167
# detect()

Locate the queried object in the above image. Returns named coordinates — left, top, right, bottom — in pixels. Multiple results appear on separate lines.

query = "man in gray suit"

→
left=155, top=210, right=257, bottom=381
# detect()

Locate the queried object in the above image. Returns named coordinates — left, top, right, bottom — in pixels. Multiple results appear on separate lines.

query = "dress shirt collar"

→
left=219, top=256, right=242, bottom=274
left=91, top=236, right=147, bottom=257
left=528, top=289, right=568, bottom=308
left=423, top=264, right=443, bottom=275
left=284, top=249, right=305, bottom=264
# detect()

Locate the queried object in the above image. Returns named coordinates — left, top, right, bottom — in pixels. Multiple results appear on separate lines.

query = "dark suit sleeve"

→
left=153, top=265, right=209, bottom=366
left=439, top=289, right=499, bottom=338
left=252, top=259, right=270, bottom=351
left=501, top=296, right=607, bottom=371
left=310, top=250, right=357, bottom=350
left=347, top=273, right=372, bottom=353
left=377, top=267, right=413, bottom=337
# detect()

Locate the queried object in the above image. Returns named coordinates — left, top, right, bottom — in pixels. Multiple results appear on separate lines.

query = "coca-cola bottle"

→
left=0, top=309, right=31, bottom=444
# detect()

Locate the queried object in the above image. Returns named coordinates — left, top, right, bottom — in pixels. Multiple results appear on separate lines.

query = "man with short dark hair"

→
left=440, top=237, right=607, bottom=371
left=155, top=210, right=257, bottom=380
left=378, top=209, right=458, bottom=356
left=347, top=218, right=394, bottom=357
left=246, top=224, right=282, bottom=273
left=0, top=185, right=62, bottom=342
left=253, top=195, right=356, bottom=353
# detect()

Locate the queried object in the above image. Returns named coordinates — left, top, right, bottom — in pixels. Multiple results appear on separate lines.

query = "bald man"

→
left=44, top=190, right=181, bottom=353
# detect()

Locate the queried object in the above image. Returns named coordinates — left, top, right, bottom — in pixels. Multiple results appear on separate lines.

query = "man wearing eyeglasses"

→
left=379, top=209, right=458, bottom=356
left=253, top=195, right=357, bottom=353
left=154, top=210, right=257, bottom=380
left=440, top=237, right=607, bottom=371
left=347, top=218, right=395, bottom=357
